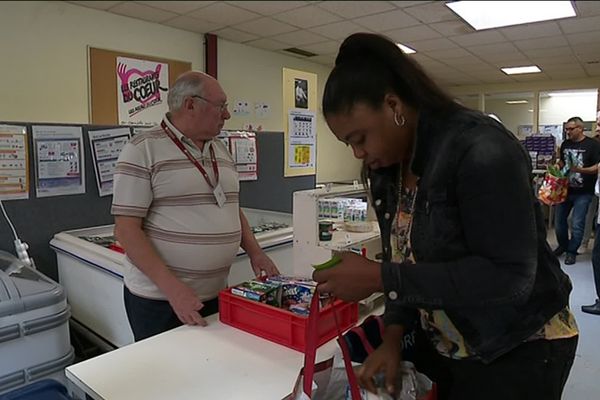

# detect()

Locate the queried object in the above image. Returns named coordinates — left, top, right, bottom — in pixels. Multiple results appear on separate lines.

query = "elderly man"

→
left=554, top=116, right=600, bottom=265
left=112, top=71, right=278, bottom=341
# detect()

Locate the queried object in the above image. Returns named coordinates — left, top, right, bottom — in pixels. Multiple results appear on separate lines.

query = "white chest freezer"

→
left=50, top=208, right=294, bottom=348
left=0, top=251, right=74, bottom=394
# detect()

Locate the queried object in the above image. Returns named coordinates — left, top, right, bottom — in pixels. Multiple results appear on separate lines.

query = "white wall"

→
left=0, top=1, right=203, bottom=123
left=539, top=92, right=598, bottom=125
left=218, top=39, right=360, bottom=183
left=0, top=1, right=361, bottom=183
left=485, top=99, right=534, bottom=137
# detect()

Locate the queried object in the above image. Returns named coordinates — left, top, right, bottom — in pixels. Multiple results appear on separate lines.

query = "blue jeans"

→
left=555, top=193, right=594, bottom=255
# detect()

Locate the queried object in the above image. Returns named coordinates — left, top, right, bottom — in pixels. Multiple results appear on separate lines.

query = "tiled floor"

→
left=547, top=237, right=600, bottom=399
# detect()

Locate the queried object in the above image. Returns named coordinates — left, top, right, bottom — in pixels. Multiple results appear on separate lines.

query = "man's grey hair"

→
left=567, top=116, right=584, bottom=127
left=167, top=73, right=205, bottom=112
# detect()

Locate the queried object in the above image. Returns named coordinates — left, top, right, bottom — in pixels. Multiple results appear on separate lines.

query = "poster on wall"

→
left=287, top=110, right=316, bottom=169
left=88, top=128, right=132, bottom=196
left=217, top=131, right=258, bottom=181
left=282, top=68, right=317, bottom=177
left=116, top=56, right=169, bottom=127
left=0, top=125, right=29, bottom=200
left=32, top=126, right=85, bottom=198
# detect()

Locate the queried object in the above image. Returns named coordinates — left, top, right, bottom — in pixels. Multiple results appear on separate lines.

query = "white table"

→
left=65, top=312, right=354, bottom=400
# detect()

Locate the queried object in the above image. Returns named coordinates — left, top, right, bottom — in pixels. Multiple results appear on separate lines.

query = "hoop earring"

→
left=394, top=113, right=405, bottom=127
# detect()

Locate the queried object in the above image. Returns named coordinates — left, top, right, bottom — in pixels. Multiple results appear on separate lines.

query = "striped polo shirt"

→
left=111, top=115, right=241, bottom=301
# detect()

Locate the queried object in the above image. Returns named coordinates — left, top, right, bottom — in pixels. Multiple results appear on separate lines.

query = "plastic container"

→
left=0, top=379, right=72, bottom=400
left=0, top=251, right=74, bottom=394
left=219, top=288, right=358, bottom=352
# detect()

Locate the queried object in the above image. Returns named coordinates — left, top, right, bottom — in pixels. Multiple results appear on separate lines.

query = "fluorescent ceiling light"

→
left=397, top=43, right=416, bottom=54
left=501, top=65, right=541, bottom=75
left=506, top=100, right=528, bottom=104
left=547, top=90, right=598, bottom=97
left=446, top=1, right=576, bottom=30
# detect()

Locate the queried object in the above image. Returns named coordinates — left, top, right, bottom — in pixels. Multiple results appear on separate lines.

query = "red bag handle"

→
left=302, top=295, right=362, bottom=399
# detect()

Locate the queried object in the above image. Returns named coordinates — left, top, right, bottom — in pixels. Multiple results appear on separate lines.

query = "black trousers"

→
left=414, top=331, right=578, bottom=400
left=123, top=286, right=219, bottom=342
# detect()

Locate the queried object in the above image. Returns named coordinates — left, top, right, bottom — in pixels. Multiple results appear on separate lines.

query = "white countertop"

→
left=66, top=307, right=384, bottom=400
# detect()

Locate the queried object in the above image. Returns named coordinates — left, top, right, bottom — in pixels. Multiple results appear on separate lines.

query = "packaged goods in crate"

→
left=219, top=279, right=358, bottom=352
left=230, top=280, right=281, bottom=307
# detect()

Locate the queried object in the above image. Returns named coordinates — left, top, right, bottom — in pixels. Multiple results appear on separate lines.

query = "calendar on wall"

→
left=287, top=110, right=316, bottom=169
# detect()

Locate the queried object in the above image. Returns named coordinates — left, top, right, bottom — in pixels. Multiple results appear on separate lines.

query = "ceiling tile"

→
left=584, top=64, right=600, bottom=77
left=390, top=1, right=434, bottom=7
left=235, top=17, right=297, bottom=36
left=301, top=41, right=342, bottom=55
left=403, top=1, right=458, bottom=24
left=511, top=73, right=550, bottom=82
left=524, top=46, right=575, bottom=58
left=541, top=63, right=585, bottom=71
left=308, top=21, right=365, bottom=41
left=559, top=15, right=600, bottom=34
left=164, top=16, right=224, bottom=33
left=467, top=42, right=519, bottom=56
left=317, top=1, right=396, bottom=19
left=574, top=1, right=600, bottom=17
left=384, top=25, right=441, bottom=43
left=68, top=1, right=123, bottom=11
left=226, top=1, right=306, bottom=15
left=429, top=20, right=474, bottom=36
left=274, top=30, right=330, bottom=47
left=514, top=36, right=568, bottom=51
left=136, top=1, right=214, bottom=14
left=212, top=27, right=260, bottom=43
left=499, top=21, right=562, bottom=41
left=449, top=31, right=506, bottom=47
left=273, top=5, right=342, bottom=28
left=487, top=56, right=534, bottom=68
left=189, top=2, right=261, bottom=25
left=424, top=47, right=473, bottom=60
left=244, top=38, right=289, bottom=51
left=529, top=56, right=575, bottom=67
left=353, top=9, right=420, bottom=31
left=567, top=31, right=600, bottom=46
left=441, top=54, right=488, bottom=66
left=109, top=2, right=178, bottom=22
left=407, top=37, right=459, bottom=52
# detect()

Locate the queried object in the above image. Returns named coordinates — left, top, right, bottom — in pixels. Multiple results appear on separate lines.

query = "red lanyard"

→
left=161, top=120, right=219, bottom=189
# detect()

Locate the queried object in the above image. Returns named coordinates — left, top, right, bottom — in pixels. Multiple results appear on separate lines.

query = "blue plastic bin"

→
left=0, top=379, right=71, bottom=400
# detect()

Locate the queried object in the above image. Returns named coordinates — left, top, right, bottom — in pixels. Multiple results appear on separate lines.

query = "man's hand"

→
left=312, top=252, right=383, bottom=302
left=250, top=251, right=280, bottom=277
left=166, top=282, right=207, bottom=327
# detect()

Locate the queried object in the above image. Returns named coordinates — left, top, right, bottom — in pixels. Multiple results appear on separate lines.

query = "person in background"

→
left=554, top=116, right=600, bottom=265
left=313, top=33, right=578, bottom=400
left=112, top=71, right=278, bottom=341
left=583, top=165, right=600, bottom=315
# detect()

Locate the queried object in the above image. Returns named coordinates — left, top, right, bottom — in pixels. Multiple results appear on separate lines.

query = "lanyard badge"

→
left=161, top=121, right=225, bottom=207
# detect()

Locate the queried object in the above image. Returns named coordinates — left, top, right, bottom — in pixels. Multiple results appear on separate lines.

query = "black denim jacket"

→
left=373, top=108, right=572, bottom=363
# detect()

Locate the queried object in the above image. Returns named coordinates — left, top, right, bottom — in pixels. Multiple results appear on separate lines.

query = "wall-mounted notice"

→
left=217, top=131, right=258, bottom=181
left=0, top=125, right=29, bottom=200
left=88, top=128, right=131, bottom=196
left=32, top=126, right=85, bottom=198
left=287, top=110, right=316, bottom=169
left=116, top=56, right=169, bottom=126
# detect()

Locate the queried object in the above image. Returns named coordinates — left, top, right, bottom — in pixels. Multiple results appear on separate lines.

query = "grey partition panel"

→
left=239, top=132, right=315, bottom=213
left=0, top=125, right=313, bottom=279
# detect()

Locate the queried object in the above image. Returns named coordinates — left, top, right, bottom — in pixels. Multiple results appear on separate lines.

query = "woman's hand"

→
left=358, top=325, right=404, bottom=395
left=312, top=252, right=383, bottom=301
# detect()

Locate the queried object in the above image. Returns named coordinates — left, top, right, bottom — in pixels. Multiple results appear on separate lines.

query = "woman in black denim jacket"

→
left=313, top=33, right=578, bottom=400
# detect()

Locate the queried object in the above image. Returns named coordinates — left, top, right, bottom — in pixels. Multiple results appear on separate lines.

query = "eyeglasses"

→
left=191, top=95, right=228, bottom=113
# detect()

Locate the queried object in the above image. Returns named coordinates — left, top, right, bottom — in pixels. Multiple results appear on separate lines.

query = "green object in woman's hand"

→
left=312, top=255, right=342, bottom=271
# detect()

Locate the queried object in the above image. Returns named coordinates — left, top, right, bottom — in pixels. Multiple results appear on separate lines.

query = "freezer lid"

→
left=0, top=251, right=65, bottom=317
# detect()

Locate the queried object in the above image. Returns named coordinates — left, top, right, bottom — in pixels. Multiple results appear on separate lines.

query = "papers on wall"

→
left=217, top=131, right=258, bottom=181
left=116, top=56, right=169, bottom=126
left=287, top=109, right=316, bottom=169
left=0, top=125, right=29, bottom=200
left=88, top=128, right=132, bottom=196
left=32, top=126, right=85, bottom=198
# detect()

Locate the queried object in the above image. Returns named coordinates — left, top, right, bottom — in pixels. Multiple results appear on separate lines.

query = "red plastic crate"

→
left=219, top=288, right=358, bottom=352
